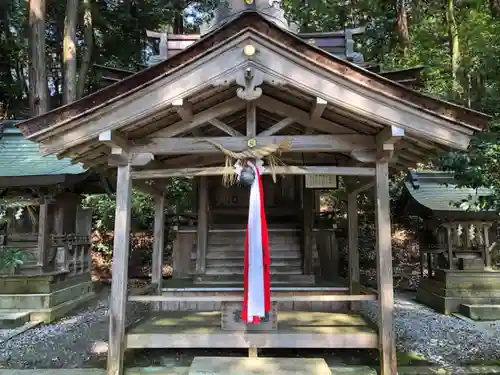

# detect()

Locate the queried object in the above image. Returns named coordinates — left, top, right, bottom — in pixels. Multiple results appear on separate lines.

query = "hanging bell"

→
left=239, top=165, right=255, bottom=186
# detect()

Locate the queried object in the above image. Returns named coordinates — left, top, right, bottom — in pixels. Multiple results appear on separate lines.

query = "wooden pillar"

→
left=302, top=184, right=314, bottom=275
left=375, top=160, right=396, bottom=375
left=152, top=193, right=166, bottom=294
left=347, top=191, right=359, bottom=310
left=483, top=223, right=492, bottom=269
left=38, top=198, right=51, bottom=272
left=195, top=176, right=208, bottom=276
left=107, top=164, right=132, bottom=375
left=444, top=224, right=454, bottom=269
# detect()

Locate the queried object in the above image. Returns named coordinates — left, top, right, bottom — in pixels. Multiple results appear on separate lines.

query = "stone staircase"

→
left=192, top=229, right=314, bottom=285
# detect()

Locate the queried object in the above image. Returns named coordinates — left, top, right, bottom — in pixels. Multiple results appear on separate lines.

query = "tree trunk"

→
left=28, top=0, right=48, bottom=116
left=77, top=0, right=93, bottom=99
left=396, top=0, right=410, bottom=56
left=63, top=0, right=79, bottom=104
left=490, top=0, right=500, bottom=17
left=445, top=0, right=461, bottom=101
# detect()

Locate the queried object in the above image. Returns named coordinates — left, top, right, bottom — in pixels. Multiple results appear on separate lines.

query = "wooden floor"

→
left=126, top=311, right=378, bottom=349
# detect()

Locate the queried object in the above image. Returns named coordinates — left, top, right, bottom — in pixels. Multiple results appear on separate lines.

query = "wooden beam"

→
left=108, top=152, right=156, bottom=167
left=132, top=135, right=375, bottom=155
left=99, top=130, right=131, bottom=152
left=195, top=176, right=208, bottom=276
left=246, top=102, right=256, bottom=136
left=152, top=193, right=165, bottom=298
left=256, top=95, right=354, bottom=134
left=153, top=97, right=245, bottom=138
left=107, top=163, right=132, bottom=375
left=208, top=118, right=243, bottom=136
left=258, top=117, right=295, bottom=136
left=172, top=98, right=193, bottom=121
left=131, top=166, right=375, bottom=179
left=374, top=159, right=397, bottom=375
left=310, top=97, right=327, bottom=120
left=377, top=125, right=405, bottom=147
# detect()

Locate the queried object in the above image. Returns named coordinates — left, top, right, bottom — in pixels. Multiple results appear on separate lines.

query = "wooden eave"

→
left=17, top=12, right=489, bottom=140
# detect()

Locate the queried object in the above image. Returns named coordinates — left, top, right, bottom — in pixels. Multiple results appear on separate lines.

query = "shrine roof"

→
left=0, top=120, right=86, bottom=178
left=403, top=170, right=494, bottom=213
left=17, top=11, right=490, bottom=139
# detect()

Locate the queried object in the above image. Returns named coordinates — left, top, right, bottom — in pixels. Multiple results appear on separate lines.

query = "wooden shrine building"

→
left=16, top=4, right=490, bottom=375
left=0, top=120, right=101, bottom=326
left=400, top=171, right=500, bottom=320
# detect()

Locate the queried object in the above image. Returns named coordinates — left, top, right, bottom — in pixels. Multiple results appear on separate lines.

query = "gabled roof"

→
left=403, top=170, right=495, bottom=214
left=0, top=120, right=86, bottom=178
left=17, top=12, right=490, bottom=140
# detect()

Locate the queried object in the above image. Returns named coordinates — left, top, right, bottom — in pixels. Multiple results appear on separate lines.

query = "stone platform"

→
left=416, top=269, right=500, bottom=319
left=0, top=271, right=95, bottom=327
left=188, top=357, right=332, bottom=375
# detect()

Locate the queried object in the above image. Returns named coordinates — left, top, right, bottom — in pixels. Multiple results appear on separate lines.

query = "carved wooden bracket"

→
left=236, top=67, right=263, bottom=101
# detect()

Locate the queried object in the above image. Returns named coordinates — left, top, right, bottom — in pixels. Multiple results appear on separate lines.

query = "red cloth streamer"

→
left=241, top=163, right=271, bottom=323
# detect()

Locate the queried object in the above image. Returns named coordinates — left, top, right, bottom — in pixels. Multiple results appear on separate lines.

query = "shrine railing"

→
left=51, top=234, right=92, bottom=274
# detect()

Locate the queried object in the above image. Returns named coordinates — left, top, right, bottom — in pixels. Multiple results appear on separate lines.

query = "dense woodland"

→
left=1, top=0, right=500, bottom=272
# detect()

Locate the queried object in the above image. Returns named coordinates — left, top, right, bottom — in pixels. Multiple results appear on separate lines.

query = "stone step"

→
left=194, top=274, right=315, bottom=285
left=202, top=250, right=301, bottom=260
left=189, top=357, right=332, bottom=375
left=459, top=304, right=500, bottom=321
left=207, top=259, right=302, bottom=268
left=0, top=310, right=31, bottom=329
left=205, top=266, right=303, bottom=275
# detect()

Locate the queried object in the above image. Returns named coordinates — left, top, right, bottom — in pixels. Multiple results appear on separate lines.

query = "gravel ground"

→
left=361, top=293, right=500, bottom=366
left=1, top=289, right=499, bottom=368
left=0, top=287, right=149, bottom=369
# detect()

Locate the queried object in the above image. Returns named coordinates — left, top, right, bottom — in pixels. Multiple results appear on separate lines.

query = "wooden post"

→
left=195, top=176, right=208, bottom=276
left=38, top=199, right=51, bottom=272
left=445, top=225, right=454, bottom=269
left=302, top=184, right=313, bottom=275
left=347, top=191, right=360, bottom=310
left=107, top=163, right=132, bottom=375
left=375, top=160, right=396, bottom=375
left=152, top=193, right=166, bottom=296
left=483, top=223, right=492, bottom=269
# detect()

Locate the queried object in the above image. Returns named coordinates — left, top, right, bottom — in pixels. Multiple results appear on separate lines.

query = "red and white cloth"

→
left=235, top=160, right=271, bottom=324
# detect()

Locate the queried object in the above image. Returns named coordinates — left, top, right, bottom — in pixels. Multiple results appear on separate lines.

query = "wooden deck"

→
left=125, top=311, right=378, bottom=349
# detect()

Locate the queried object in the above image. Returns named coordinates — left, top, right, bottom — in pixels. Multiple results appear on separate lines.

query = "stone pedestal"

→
left=416, top=269, right=500, bottom=316
left=0, top=271, right=94, bottom=326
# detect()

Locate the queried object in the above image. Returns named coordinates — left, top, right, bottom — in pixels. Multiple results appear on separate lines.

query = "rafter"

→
left=132, top=135, right=374, bottom=155
left=255, top=95, right=354, bottom=134
left=99, top=130, right=132, bottom=152
left=258, top=117, right=295, bottom=136
left=208, top=118, right=243, bottom=136
left=152, top=97, right=246, bottom=138
left=310, top=97, right=327, bottom=121
left=172, top=98, right=193, bottom=121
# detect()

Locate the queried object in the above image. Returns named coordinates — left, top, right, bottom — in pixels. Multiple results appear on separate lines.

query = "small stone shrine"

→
left=401, top=170, right=500, bottom=320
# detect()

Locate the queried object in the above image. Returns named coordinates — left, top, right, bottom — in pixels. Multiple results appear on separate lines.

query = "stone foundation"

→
left=0, top=271, right=95, bottom=325
left=416, top=269, right=500, bottom=316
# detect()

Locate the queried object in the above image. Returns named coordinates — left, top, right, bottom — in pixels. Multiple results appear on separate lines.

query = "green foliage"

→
left=0, top=247, right=33, bottom=273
